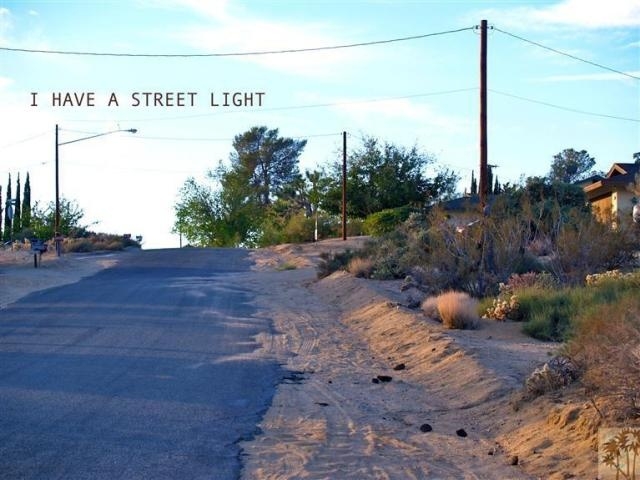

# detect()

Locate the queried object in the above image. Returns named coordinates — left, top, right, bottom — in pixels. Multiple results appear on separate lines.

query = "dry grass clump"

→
left=421, top=291, right=479, bottom=329
left=566, top=296, right=640, bottom=420
left=347, top=257, right=374, bottom=278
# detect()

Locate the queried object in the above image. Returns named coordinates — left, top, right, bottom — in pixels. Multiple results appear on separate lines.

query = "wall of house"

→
left=613, top=190, right=636, bottom=221
left=591, top=195, right=613, bottom=222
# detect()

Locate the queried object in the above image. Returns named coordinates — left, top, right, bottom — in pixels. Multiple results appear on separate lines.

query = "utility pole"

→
left=479, top=19, right=488, bottom=212
left=342, top=131, right=347, bottom=241
left=55, top=124, right=60, bottom=239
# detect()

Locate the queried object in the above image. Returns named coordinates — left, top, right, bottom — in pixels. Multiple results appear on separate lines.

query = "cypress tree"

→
left=470, top=170, right=477, bottom=195
left=14, top=173, right=21, bottom=236
left=3, top=174, right=12, bottom=242
left=22, top=172, right=31, bottom=230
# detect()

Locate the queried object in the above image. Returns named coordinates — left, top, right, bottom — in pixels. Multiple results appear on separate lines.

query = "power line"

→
left=0, top=131, right=49, bottom=150
left=490, top=89, right=640, bottom=122
left=0, top=27, right=475, bottom=58
left=494, top=27, right=640, bottom=81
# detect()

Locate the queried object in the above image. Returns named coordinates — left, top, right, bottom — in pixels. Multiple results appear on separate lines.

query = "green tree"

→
left=174, top=126, right=307, bottom=247
left=324, top=136, right=458, bottom=218
left=30, top=198, right=87, bottom=240
left=470, top=170, right=478, bottom=195
left=21, top=172, right=31, bottom=230
left=229, top=126, right=307, bottom=206
left=3, top=174, right=12, bottom=242
left=493, top=175, right=501, bottom=195
left=549, top=148, right=596, bottom=183
left=13, top=173, right=21, bottom=236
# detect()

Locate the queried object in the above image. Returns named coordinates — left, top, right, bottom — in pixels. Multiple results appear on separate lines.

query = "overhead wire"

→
left=0, top=27, right=475, bottom=57
left=489, top=89, right=640, bottom=123
left=493, top=27, right=640, bottom=81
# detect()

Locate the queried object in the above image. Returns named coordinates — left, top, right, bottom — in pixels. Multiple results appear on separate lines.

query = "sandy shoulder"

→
left=241, top=239, right=602, bottom=480
left=0, top=248, right=126, bottom=309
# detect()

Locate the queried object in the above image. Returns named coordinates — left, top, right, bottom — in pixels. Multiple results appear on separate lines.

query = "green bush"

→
left=509, top=273, right=640, bottom=341
left=362, top=206, right=412, bottom=236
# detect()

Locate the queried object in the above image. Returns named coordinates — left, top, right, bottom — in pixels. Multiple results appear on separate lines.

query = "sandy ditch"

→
left=241, top=239, right=611, bottom=479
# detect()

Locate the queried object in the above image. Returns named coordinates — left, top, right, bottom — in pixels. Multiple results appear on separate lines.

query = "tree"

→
left=22, top=173, right=31, bottom=230
left=493, top=175, right=501, bottom=195
left=549, top=148, right=596, bottom=183
left=323, top=136, right=458, bottom=218
left=229, top=126, right=307, bottom=206
left=470, top=170, right=478, bottom=195
left=174, top=126, right=308, bottom=247
left=633, top=152, right=640, bottom=164
left=13, top=173, right=21, bottom=235
left=30, top=198, right=88, bottom=240
left=3, top=174, right=12, bottom=242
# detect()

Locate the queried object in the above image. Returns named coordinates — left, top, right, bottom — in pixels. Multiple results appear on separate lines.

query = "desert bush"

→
left=524, top=356, right=579, bottom=398
left=422, top=291, right=479, bottom=329
left=565, top=295, right=640, bottom=420
left=317, top=249, right=356, bottom=279
left=62, top=234, right=140, bottom=253
left=549, top=211, right=639, bottom=285
left=362, top=206, right=412, bottom=236
left=347, top=257, right=374, bottom=278
left=483, top=272, right=559, bottom=321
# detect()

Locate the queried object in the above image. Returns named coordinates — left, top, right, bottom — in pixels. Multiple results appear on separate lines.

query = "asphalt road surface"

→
left=0, top=248, right=282, bottom=480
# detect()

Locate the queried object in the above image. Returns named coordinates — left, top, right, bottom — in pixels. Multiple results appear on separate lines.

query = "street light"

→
left=54, top=124, right=137, bottom=255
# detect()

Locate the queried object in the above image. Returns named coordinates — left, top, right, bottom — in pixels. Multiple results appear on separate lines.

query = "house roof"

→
left=583, top=162, right=639, bottom=200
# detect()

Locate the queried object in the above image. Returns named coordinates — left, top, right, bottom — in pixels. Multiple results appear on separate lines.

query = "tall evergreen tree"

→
left=13, top=173, right=21, bottom=235
left=470, top=170, right=478, bottom=195
left=493, top=175, right=501, bottom=195
left=22, top=172, right=31, bottom=230
left=3, top=174, right=12, bottom=242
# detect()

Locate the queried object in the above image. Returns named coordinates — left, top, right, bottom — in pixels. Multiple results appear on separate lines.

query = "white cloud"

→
left=163, top=0, right=365, bottom=77
left=176, top=18, right=361, bottom=77
left=334, top=98, right=471, bottom=134
left=0, top=76, right=13, bottom=89
left=478, top=0, right=640, bottom=30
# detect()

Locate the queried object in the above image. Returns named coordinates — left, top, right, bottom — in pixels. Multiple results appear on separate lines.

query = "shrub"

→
left=422, top=291, right=479, bottom=329
left=550, top=212, right=639, bottom=285
left=347, top=257, right=374, bottom=278
left=362, top=206, right=412, bottom=236
left=317, top=249, right=356, bottom=279
left=62, top=234, right=140, bottom=253
left=565, top=295, right=640, bottom=420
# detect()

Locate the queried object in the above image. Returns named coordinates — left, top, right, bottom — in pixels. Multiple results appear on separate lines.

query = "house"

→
left=583, top=162, right=640, bottom=223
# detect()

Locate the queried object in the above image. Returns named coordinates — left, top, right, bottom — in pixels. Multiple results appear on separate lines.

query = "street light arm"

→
left=58, top=128, right=137, bottom=146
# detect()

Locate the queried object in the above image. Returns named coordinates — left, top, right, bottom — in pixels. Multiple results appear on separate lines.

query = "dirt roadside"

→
left=241, top=238, right=603, bottom=480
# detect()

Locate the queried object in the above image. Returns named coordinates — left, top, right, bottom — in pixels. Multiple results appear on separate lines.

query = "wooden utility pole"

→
left=479, top=19, right=488, bottom=211
left=342, top=131, right=347, bottom=240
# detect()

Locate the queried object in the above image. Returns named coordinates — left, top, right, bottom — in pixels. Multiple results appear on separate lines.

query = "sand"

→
left=0, top=241, right=605, bottom=478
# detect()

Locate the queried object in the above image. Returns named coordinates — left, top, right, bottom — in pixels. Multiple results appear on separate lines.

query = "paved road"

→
left=0, top=248, right=282, bottom=480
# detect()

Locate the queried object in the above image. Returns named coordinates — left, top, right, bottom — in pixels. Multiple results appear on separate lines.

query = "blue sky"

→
left=1, top=0, right=638, bottom=248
